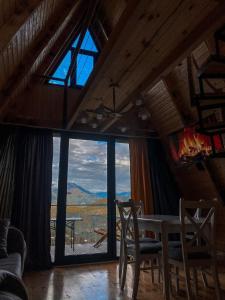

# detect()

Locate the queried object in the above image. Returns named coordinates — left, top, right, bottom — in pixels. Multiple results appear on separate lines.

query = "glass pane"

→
left=115, top=142, right=131, bottom=256
left=65, top=139, right=108, bottom=256
left=76, top=54, right=94, bottom=86
left=116, top=142, right=131, bottom=200
left=72, top=30, right=98, bottom=52
left=50, top=137, right=61, bottom=261
left=49, top=51, right=71, bottom=85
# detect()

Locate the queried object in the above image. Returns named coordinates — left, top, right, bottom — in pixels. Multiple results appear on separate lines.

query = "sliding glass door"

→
left=53, top=135, right=116, bottom=264
left=51, top=134, right=131, bottom=264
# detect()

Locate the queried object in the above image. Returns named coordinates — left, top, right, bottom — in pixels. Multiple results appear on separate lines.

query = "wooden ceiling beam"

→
left=0, top=0, right=81, bottom=117
left=100, top=1, right=225, bottom=132
left=0, top=0, right=42, bottom=54
left=162, top=71, right=194, bottom=126
left=36, top=1, right=86, bottom=79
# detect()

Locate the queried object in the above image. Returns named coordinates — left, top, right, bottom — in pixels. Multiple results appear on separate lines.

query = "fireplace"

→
left=169, top=127, right=224, bottom=164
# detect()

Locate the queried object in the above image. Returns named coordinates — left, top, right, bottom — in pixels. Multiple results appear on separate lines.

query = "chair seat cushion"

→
left=168, top=246, right=211, bottom=261
left=128, top=242, right=162, bottom=254
left=139, top=237, right=160, bottom=243
left=168, top=241, right=181, bottom=247
left=0, top=253, right=22, bottom=278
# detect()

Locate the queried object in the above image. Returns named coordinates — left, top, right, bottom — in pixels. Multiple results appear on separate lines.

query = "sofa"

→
left=0, top=227, right=28, bottom=300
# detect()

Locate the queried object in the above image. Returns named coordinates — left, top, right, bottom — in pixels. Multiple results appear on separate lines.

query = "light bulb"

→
left=96, top=113, right=103, bottom=120
left=141, top=113, right=148, bottom=120
left=91, top=123, right=98, bottom=129
left=136, top=98, right=143, bottom=106
left=81, top=117, right=87, bottom=124
left=120, top=127, right=127, bottom=133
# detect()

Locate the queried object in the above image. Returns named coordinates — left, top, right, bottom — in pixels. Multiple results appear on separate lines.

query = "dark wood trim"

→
left=0, top=121, right=158, bottom=139
left=55, top=134, right=69, bottom=264
left=107, top=138, right=117, bottom=259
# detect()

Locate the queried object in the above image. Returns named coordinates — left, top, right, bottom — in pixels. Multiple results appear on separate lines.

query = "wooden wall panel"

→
left=145, top=80, right=183, bottom=136
left=0, top=0, right=17, bottom=28
left=6, top=84, right=80, bottom=128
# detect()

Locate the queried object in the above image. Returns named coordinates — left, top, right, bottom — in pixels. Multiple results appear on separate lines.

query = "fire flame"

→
left=178, top=127, right=212, bottom=159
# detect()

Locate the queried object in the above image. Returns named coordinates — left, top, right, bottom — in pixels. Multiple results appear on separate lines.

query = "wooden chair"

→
left=168, top=198, right=221, bottom=300
left=116, top=199, right=162, bottom=299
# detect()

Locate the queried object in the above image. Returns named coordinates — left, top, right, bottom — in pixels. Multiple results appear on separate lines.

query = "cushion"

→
left=0, top=270, right=28, bottom=300
left=0, top=291, right=22, bottom=300
left=168, top=241, right=182, bottom=247
left=0, top=253, right=22, bottom=278
left=0, top=219, right=10, bottom=258
left=128, top=242, right=162, bottom=254
left=127, top=237, right=160, bottom=244
left=168, top=246, right=211, bottom=261
left=139, top=237, right=160, bottom=243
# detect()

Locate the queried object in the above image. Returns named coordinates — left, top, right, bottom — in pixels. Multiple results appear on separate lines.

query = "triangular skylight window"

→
left=49, top=29, right=98, bottom=87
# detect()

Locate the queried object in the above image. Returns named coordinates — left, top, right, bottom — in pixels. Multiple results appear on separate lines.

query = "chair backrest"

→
left=116, top=199, right=141, bottom=251
left=193, top=199, right=205, bottom=219
left=179, top=198, right=216, bottom=259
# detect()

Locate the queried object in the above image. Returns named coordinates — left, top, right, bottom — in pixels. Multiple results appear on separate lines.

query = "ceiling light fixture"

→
left=85, top=83, right=132, bottom=120
left=78, top=83, right=150, bottom=132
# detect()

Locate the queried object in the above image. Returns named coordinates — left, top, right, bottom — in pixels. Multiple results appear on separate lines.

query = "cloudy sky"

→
left=52, top=138, right=131, bottom=194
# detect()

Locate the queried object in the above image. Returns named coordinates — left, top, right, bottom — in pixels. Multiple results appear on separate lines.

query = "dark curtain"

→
left=148, top=139, right=180, bottom=216
left=11, top=129, right=53, bottom=270
left=0, top=128, right=16, bottom=218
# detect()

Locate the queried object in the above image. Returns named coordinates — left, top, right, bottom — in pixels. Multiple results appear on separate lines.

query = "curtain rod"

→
left=0, top=121, right=159, bottom=139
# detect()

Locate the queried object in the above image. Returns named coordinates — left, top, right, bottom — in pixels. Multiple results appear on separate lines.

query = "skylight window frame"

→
left=48, top=28, right=100, bottom=89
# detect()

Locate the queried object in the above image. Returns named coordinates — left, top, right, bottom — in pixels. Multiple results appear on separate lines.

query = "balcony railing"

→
left=50, top=204, right=108, bottom=246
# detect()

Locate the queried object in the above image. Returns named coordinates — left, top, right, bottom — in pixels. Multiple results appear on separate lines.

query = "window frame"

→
left=48, top=29, right=100, bottom=89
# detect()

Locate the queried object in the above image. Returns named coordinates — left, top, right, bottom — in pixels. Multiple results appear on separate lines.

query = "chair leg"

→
left=121, top=253, right=128, bottom=290
left=211, top=263, right=221, bottom=300
left=119, top=242, right=124, bottom=280
left=192, top=268, right=198, bottom=297
left=201, top=270, right=209, bottom=288
left=175, top=267, right=180, bottom=294
left=158, top=257, right=162, bottom=284
left=150, top=259, right=155, bottom=284
left=132, top=258, right=141, bottom=299
left=184, top=266, right=193, bottom=300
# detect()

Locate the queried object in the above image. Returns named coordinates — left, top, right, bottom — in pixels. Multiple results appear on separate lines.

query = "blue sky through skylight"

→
left=49, top=52, right=71, bottom=85
left=72, top=29, right=98, bottom=52
left=76, top=54, right=94, bottom=86
left=49, top=29, right=98, bottom=87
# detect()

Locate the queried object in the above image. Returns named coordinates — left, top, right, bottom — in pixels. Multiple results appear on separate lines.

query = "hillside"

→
left=52, top=182, right=130, bottom=204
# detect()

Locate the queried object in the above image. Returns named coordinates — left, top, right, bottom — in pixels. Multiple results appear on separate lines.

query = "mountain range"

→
left=52, top=182, right=130, bottom=205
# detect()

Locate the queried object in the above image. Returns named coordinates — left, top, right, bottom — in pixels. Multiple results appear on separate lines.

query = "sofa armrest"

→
left=7, top=227, right=27, bottom=273
left=0, top=270, right=28, bottom=300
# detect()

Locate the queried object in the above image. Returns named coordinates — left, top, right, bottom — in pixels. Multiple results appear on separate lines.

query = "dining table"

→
left=137, top=214, right=202, bottom=300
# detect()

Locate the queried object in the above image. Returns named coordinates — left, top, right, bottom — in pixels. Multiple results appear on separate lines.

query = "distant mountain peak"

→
left=67, top=182, right=92, bottom=195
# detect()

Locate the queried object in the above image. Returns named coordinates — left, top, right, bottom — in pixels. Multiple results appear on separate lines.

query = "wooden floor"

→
left=24, top=262, right=225, bottom=300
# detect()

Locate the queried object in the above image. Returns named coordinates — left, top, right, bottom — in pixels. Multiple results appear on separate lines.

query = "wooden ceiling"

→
left=1, top=0, right=225, bottom=137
